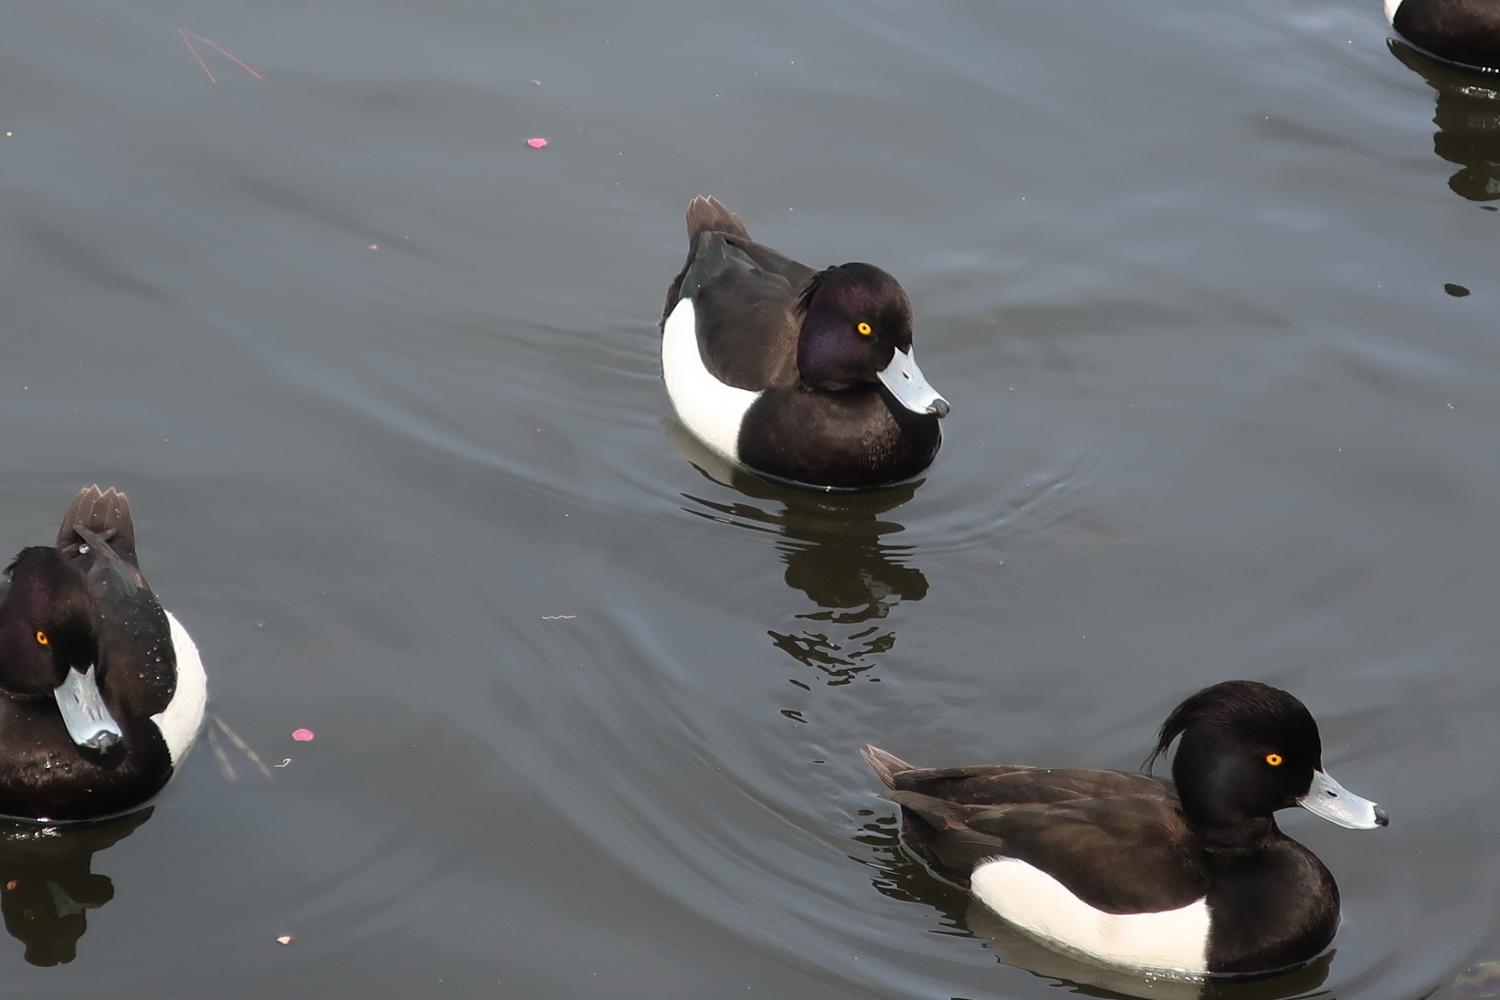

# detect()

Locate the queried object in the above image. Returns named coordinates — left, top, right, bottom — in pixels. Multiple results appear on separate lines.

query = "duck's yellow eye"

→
left=34, top=631, right=49, bottom=647
left=1265, top=753, right=1283, bottom=767
left=856, top=321, right=872, bottom=336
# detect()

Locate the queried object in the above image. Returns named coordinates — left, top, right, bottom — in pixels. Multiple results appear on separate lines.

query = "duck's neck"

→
left=1189, top=812, right=1279, bottom=854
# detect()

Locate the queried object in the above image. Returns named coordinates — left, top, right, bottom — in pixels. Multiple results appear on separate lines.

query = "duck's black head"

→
left=796, top=264, right=950, bottom=418
left=1147, top=680, right=1387, bottom=848
left=0, top=548, right=121, bottom=754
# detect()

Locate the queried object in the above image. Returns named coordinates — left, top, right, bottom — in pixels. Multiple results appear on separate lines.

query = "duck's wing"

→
left=863, top=747, right=1203, bottom=910
left=662, top=197, right=813, bottom=391
left=865, top=745, right=1171, bottom=805
left=57, top=487, right=175, bottom=716
left=889, top=790, right=1205, bottom=912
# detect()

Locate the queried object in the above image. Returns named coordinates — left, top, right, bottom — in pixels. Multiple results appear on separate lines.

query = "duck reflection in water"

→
left=1390, top=39, right=1500, bottom=203
left=0, top=808, right=151, bottom=966
left=853, top=813, right=1333, bottom=999
left=670, top=425, right=928, bottom=685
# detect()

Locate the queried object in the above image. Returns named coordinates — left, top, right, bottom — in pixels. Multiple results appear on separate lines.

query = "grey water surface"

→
left=2, top=0, right=1496, bottom=997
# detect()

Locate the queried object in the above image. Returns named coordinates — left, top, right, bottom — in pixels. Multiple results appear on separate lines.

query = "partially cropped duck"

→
left=864, top=681, right=1387, bottom=976
left=1387, top=0, right=1500, bottom=72
left=661, top=196, right=949, bottom=490
left=0, top=487, right=205, bottom=821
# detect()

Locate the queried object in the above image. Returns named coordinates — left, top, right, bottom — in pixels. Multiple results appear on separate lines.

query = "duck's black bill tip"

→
left=928, top=399, right=951, bottom=419
left=1374, top=805, right=1390, bottom=828
left=81, top=730, right=121, bottom=755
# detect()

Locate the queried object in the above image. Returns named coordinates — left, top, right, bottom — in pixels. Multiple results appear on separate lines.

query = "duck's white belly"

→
left=661, top=297, right=760, bottom=463
left=971, top=857, right=1211, bottom=974
left=1384, top=0, right=1402, bottom=24
left=153, top=610, right=207, bottom=765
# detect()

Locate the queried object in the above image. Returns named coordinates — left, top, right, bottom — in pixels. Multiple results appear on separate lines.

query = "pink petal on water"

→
left=291, top=728, right=315, bottom=742
left=526, top=137, right=549, bottom=149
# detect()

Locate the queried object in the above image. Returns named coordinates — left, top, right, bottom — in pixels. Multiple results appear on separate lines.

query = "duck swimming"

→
left=0, top=487, right=205, bottom=822
left=864, top=680, right=1387, bottom=975
left=661, top=196, right=949, bottom=490
left=1387, top=0, right=1500, bottom=73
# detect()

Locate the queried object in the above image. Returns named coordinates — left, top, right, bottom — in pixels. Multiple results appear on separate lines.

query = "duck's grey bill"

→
left=1298, top=769, right=1388, bottom=829
left=54, top=666, right=123, bottom=753
left=876, top=348, right=950, bottom=417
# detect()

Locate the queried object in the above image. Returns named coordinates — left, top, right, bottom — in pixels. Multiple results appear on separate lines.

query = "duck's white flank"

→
left=661, top=297, right=759, bottom=463
left=971, top=857, right=1211, bottom=974
left=153, top=610, right=207, bottom=765
left=1385, top=0, right=1403, bottom=24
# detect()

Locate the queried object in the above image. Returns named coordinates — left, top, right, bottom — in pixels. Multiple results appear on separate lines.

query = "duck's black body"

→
left=661, top=197, right=945, bottom=490
left=864, top=681, right=1385, bottom=976
left=0, top=488, right=199, bottom=822
left=1390, top=0, right=1500, bottom=72
left=871, top=757, right=1339, bottom=974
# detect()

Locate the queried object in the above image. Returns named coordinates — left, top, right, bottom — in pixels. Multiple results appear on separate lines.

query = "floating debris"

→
left=526, top=137, right=549, bottom=149
left=276, top=934, right=294, bottom=946
left=178, top=28, right=263, bottom=85
left=541, top=614, right=576, bottom=621
left=209, top=715, right=274, bottom=782
left=291, top=728, right=315, bottom=743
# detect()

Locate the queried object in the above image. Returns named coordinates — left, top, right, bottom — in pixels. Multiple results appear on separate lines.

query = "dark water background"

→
left=2, top=0, right=1497, bottom=996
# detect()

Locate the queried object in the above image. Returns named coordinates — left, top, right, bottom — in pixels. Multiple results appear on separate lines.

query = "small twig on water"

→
left=178, top=28, right=216, bottom=83
left=213, top=715, right=275, bottom=780
left=207, top=724, right=238, bottom=782
left=178, top=28, right=263, bottom=83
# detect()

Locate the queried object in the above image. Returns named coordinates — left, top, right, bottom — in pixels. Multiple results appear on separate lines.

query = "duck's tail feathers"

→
left=58, top=485, right=138, bottom=565
left=862, top=744, right=916, bottom=789
left=686, top=195, right=749, bottom=242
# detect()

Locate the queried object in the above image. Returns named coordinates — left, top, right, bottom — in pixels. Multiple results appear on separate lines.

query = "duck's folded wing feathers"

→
left=668, top=233, right=804, bottom=391
left=895, top=792, right=1207, bottom=912
left=888, top=763, right=1174, bottom=807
